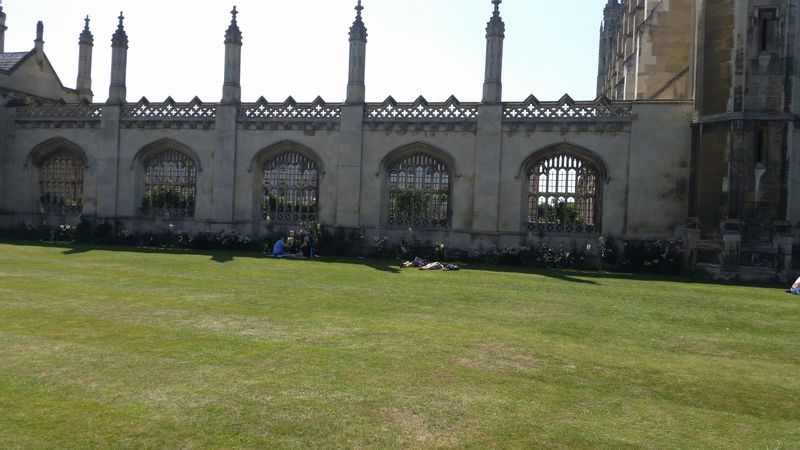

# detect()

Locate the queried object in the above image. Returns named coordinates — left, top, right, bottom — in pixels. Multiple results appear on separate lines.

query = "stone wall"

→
left=0, top=97, right=694, bottom=252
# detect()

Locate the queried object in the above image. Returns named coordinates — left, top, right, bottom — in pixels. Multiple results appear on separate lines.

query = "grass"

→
left=0, top=241, right=798, bottom=449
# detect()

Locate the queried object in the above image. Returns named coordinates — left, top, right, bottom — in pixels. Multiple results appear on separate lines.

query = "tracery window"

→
left=39, top=149, right=84, bottom=215
left=262, top=151, right=318, bottom=224
left=140, top=149, right=196, bottom=217
left=527, top=153, right=599, bottom=232
left=387, top=152, right=450, bottom=228
left=757, top=8, right=778, bottom=52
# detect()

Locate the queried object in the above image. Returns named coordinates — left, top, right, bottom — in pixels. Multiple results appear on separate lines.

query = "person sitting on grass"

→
left=299, top=236, right=313, bottom=258
left=272, top=235, right=288, bottom=257
left=786, top=275, right=800, bottom=294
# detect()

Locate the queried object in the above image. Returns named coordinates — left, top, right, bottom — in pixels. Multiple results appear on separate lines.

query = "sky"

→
left=3, top=0, right=609, bottom=103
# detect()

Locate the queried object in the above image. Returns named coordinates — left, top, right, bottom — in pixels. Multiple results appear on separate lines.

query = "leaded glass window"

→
left=39, top=149, right=84, bottom=214
left=528, top=154, right=598, bottom=231
left=387, top=152, right=450, bottom=227
left=262, top=151, right=319, bottom=223
left=141, top=149, right=196, bottom=217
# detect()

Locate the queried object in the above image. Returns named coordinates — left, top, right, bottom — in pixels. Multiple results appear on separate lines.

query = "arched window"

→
left=387, top=151, right=450, bottom=228
left=140, top=148, right=196, bottom=217
left=38, top=148, right=85, bottom=215
left=262, top=150, right=319, bottom=224
left=527, top=153, right=600, bottom=233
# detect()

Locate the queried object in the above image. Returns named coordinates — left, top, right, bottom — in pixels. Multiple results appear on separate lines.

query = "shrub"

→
left=621, top=239, right=682, bottom=275
left=52, top=224, right=76, bottom=242
left=598, top=235, right=620, bottom=270
left=0, top=220, right=685, bottom=275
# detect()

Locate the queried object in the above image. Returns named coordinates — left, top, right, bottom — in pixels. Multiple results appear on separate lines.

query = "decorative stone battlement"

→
left=16, top=101, right=103, bottom=120
left=238, top=96, right=341, bottom=123
left=15, top=101, right=103, bottom=128
left=123, top=97, right=216, bottom=121
left=503, top=94, right=632, bottom=122
left=11, top=94, right=634, bottom=132
left=366, top=95, right=479, bottom=123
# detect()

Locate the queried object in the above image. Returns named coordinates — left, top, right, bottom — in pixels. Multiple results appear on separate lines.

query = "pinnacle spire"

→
left=346, top=0, right=367, bottom=102
left=349, top=0, right=367, bottom=41
left=112, top=11, right=128, bottom=48
left=225, top=5, right=242, bottom=44
left=486, top=0, right=505, bottom=38
left=80, top=15, right=93, bottom=44
left=34, top=21, right=44, bottom=65
left=483, top=0, right=505, bottom=103
left=0, top=1, right=7, bottom=53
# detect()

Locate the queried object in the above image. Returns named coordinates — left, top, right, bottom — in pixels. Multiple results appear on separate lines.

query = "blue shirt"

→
left=272, top=239, right=287, bottom=256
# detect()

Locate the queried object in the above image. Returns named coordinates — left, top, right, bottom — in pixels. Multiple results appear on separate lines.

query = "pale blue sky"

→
left=4, top=0, right=608, bottom=103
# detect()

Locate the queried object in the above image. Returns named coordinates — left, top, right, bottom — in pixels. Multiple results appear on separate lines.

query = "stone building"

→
left=598, top=0, right=800, bottom=279
left=0, top=0, right=794, bottom=280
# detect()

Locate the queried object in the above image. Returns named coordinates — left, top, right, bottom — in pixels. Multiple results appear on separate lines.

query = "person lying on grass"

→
left=397, top=257, right=459, bottom=271
left=397, top=257, right=426, bottom=268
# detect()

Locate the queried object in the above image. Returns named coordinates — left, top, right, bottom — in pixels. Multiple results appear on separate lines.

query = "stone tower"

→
left=691, top=0, right=799, bottom=272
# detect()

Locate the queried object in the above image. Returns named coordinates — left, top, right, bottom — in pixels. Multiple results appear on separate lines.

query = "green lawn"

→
left=0, top=242, right=798, bottom=449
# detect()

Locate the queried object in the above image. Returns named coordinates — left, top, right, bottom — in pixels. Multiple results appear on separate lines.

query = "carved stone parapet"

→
left=238, top=96, right=342, bottom=123
left=121, top=96, right=216, bottom=122
left=14, top=101, right=103, bottom=129
left=365, top=95, right=479, bottom=126
left=15, top=102, right=103, bottom=120
left=503, top=94, right=632, bottom=122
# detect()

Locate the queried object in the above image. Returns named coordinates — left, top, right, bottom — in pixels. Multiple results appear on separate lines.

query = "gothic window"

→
left=262, top=151, right=318, bottom=224
left=757, top=8, right=777, bottom=52
left=527, top=153, right=600, bottom=232
left=39, top=149, right=84, bottom=214
left=140, top=149, right=196, bottom=217
left=387, top=152, right=450, bottom=228
left=756, top=127, right=768, bottom=164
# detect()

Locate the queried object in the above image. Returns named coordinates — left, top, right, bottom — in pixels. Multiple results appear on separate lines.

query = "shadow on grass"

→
left=0, top=239, right=787, bottom=287
left=0, top=239, right=403, bottom=273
